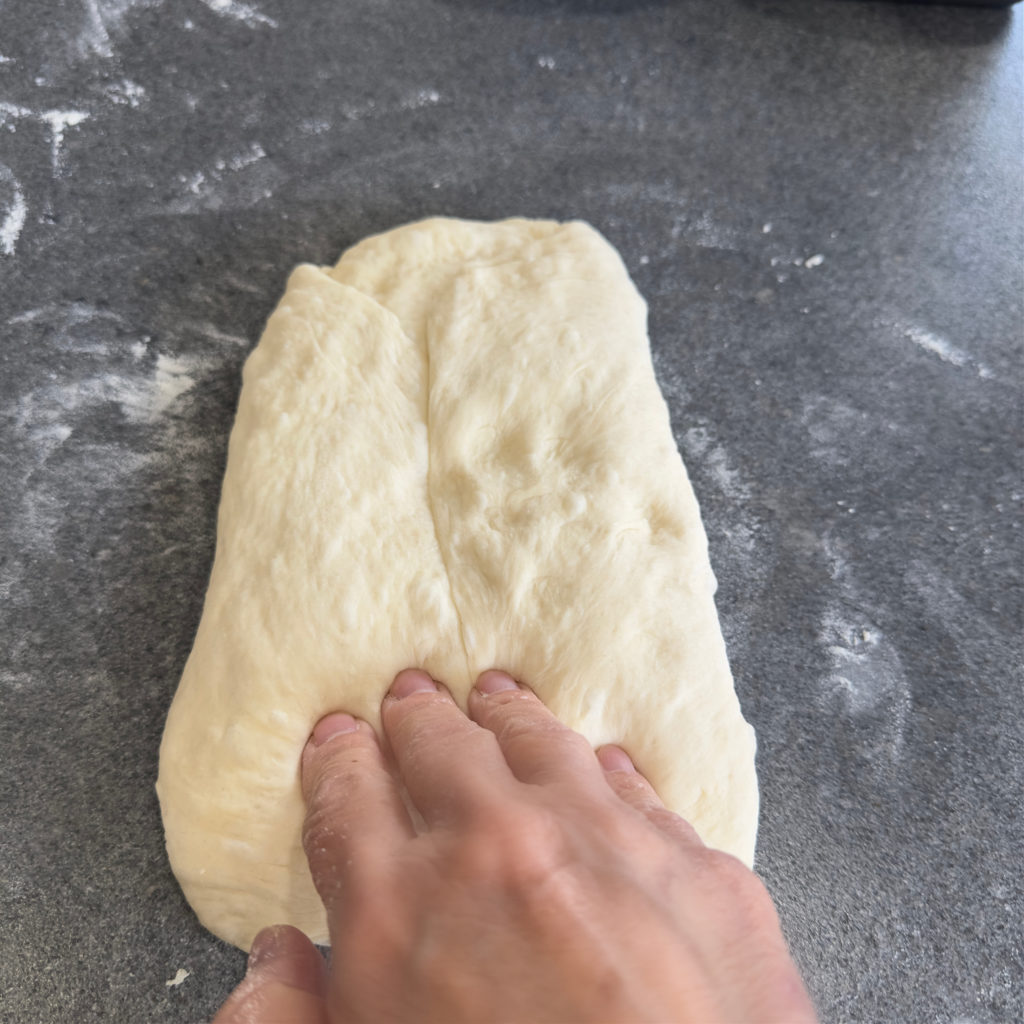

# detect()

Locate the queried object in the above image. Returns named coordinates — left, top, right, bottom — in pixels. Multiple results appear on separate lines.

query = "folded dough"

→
left=156, top=217, right=758, bottom=951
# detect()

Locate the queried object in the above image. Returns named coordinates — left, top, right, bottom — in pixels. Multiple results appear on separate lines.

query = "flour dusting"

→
left=341, top=89, right=442, bottom=121
left=682, top=426, right=751, bottom=501
left=103, top=79, right=146, bottom=108
left=0, top=104, right=91, bottom=172
left=300, top=118, right=331, bottom=135
left=81, top=0, right=116, bottom=58
left=0, top=101, right=33, bottom=123
left=224, top=142, right=265, bottom=171
left=165, top=968, right=191, bottom=988
left=75, top=0, right=162, bottom=63
left=169, top=142, right=277, bottom=212
left=399, top=88, right=441, bottom=110
left=0, top=167, right=27, bottom=257
left=800, top=395, right=883, bottom=469
left=182, top=319, right=251, bottom=347
left=903, top=325, right=992, bottom=380
left=820, top=611, right=906, bottom=717
left=2, top=305, right=229, bottom=603
left=40, top=110, right=91, bottom=170
left=818, top=532, right=910, bottom=764
left=199, top=0, right=278, bottom=29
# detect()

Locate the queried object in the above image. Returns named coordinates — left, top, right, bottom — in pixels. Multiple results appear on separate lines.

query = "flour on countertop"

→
left=819, top=532, right=910, bottom=764
left=682, top=425, right=752, bottom=503
left=0, top=166, right=27, bottom=257
left=0, top=103, right=91, bottom=172
left=168, top=142, right=280, bottom=213
left=594, top=182, right=743, bottom=253
left=341, top=89, right=442, bottom=121
left=902, top=325, right=992, bottom=380
left=102, top=79, right=146, bottom=108
left=199, top=0, right=278, bottom=29
left=800, top=394, right=882, bottom=469
left=2, top=305, right=236, bottom=605
left=164, top=968, right=191, bottom=988
left=77, top=0, right=164, bottom=62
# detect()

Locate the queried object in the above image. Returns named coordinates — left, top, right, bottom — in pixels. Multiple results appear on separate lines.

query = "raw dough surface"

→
left=156, top=217, right=758, bottom=951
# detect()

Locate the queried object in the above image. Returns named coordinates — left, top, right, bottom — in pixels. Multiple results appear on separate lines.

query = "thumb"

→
left=213, top=924, right=329, bottom=1024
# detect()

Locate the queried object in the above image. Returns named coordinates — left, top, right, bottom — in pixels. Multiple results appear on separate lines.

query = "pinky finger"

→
left=596, top=745, right=705, bottom=849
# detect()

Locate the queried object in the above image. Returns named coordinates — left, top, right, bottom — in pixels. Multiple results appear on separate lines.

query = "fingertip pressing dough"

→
left=156, top=217, right=759, bottom=951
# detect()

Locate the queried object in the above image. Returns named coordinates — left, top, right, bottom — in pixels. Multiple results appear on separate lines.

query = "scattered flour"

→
left=165, top=968, right=191, bottom=988
left=103, top=79, right=146, bottom=108
left=299, top=118, right=331, bottom=135
left=224, top=142, right=265, bottom=171
left=0, top=166, right=27, bottom=257
left=40, top=110, right=91, bottom=171
left=596, top=183, right=742, bottom=253
left=199, top=0, right=278, bottom=29
left=819, top=609, right=907, bottom=722
left=0, top=103, right=91, bottom=172
left=169, top=142, right=278, bottom=212
left=903, top=325, right=992, bottom=380
left=7, top=302, right=125, bottom=329
left=1, top=305, right=228, bottom=604
left=818, top=532, right=911, bottom=764
left=181, top=319, right=251, bottom=347
left=799, top=395, right=877, bottom=469
left=340, top=89, right=442, bottom=121
left=76, top=0, right=163, bottom=62
left=682, top=425, right=751, bottom=502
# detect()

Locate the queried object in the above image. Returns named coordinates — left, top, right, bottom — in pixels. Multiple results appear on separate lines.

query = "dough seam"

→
left=422, top=318, right=474, bottom=686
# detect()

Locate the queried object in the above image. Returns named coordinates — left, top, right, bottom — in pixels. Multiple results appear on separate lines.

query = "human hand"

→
left=214, top=668, right=817, bottom=1023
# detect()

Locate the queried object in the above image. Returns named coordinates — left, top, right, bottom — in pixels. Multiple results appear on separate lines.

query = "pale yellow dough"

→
left=156, top=217, right=759, bottom=951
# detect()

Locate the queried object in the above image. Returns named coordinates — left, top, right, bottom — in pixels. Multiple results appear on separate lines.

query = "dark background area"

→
left=1, top=1, right=1021, bottom=1021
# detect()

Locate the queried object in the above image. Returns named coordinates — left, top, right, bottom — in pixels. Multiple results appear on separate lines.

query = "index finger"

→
left=380, top=669, right=518, bottom=825
left=300, top=712, right=413, bottom=916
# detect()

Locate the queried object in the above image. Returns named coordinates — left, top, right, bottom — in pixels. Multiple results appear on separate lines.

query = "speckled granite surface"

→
left=1, top=1, right=1021, bottom=1021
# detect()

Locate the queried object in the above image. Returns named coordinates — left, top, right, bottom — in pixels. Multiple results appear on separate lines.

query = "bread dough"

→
left=156, top=217, right=758, bottom=951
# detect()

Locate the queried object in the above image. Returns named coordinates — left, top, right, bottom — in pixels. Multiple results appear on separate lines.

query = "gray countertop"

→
left=1, top=1, right=1021, bottom=1021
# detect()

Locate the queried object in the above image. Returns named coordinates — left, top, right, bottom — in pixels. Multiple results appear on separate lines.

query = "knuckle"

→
left=493, top=703, right=584, bottom=752
left=696, top=849, right=779, bottom=929
left=386, top=692, right=460, bottom=740
left=301, top=800, right=341, bottom=862
left=459, top=806, right=567, bottom=887
left=301, top=746, right=378, bottom=850
left=704, top=848, right=765, bottom=893
left=608, top=770, right=655, bottom=801
left=645, top=805, right=699, bottom=838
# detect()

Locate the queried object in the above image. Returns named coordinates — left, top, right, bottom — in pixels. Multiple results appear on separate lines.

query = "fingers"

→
left=212, top=925, right=328, bottom=1024
left=300, top=711, right=413, bottom=914
left=597, top=745, right=705, bottom=848
left=381, top=669, right=516, bottom=824
left=468, top=670, right=609, bottom=792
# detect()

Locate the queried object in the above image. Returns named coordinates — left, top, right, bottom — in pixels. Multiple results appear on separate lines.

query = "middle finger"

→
left=381, top=668, right=517, bottom=826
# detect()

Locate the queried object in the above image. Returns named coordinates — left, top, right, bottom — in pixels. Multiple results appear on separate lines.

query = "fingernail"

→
left=597, top=745, right=635, bottom=773
left=311, top=713, right=359, bottom=747
left=247, top=925, right=286, bottom=972
left=389, top=668, right=439, bottom=699
left=475, top=669, right=519, bottom=695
